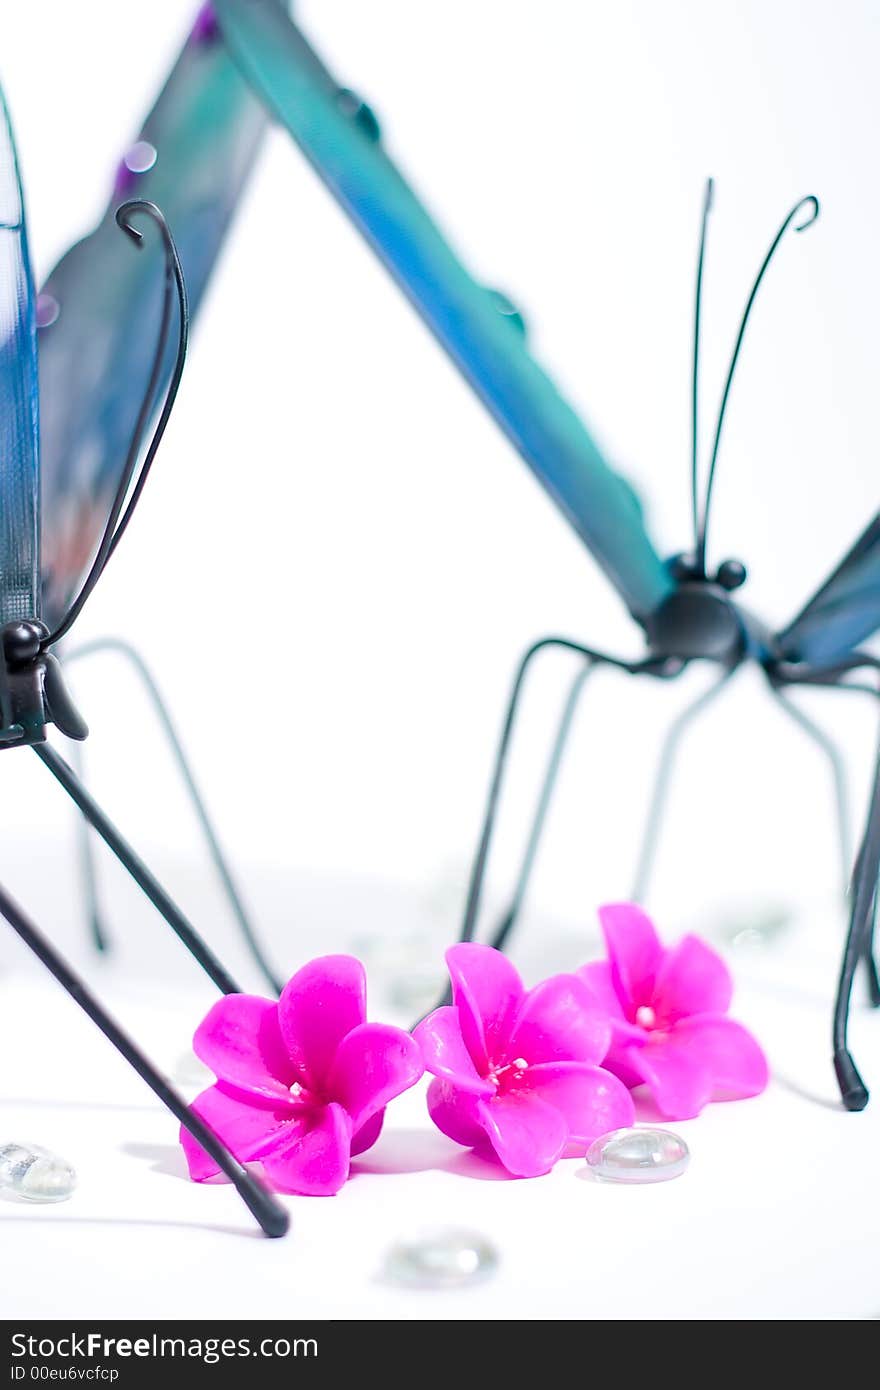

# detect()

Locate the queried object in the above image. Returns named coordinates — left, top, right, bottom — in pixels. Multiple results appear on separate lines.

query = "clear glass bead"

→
left=0, top=1143, right=77, bottom=1203
left=383, top=1227, right=499, bottom=1289
left=585, top=1127, right=689, bottom=1183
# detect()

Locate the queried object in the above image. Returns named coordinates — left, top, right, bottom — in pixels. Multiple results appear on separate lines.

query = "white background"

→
left=0, top=0, right=878, bottom=952
left=0, top=1, right=878, bottom=1321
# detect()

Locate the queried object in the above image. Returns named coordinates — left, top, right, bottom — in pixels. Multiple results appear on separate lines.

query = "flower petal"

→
left=477, top=1090, right=567, bottom=1177
left=506, top=974, right=611, bottom=1066
left=327, top=1022, right=424, bottom=1131
left=180, top=1083, right=298, bottom=1182
left=260, top=1102, right=353, bottom=1196
left=621, top=1036, right=713, bottom=1119
left=671, top=1014, right=768, bottom=1100
left=426, top=1077, right=487, bottom=1149
left=193, top=995, right=294, bottom=1101
left=350, top=1109, right=384, bottom=1157
left=623, top=1014, right=767, bottom=1118
left=413, top=1006, right=494, bottom=1095
left=653, top=934, right=732, bottom=1025
left=577, top=960, right=628, bottom=1022
left=578, top=961, right=643, bottom=1052
left=446, top=943, right=524, bottom=1073
left=277, top=955, right=366, bottom=1089
left=519, top=1061, right=635, bottom=1143
left=598, top=902, right=664, bottom=1010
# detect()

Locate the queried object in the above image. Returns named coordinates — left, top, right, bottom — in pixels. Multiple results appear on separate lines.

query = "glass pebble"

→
left=717, top=901, right=793, bottom=949
left=383, top=1228, right=499, bottom=1289
left=123, top=140, right=158, bottom=175
left=36, top=293, right=60, bottom=328
left=0, top=1143, right=77, bottom=1203
left=585, top=1127, right=689, bottom=1184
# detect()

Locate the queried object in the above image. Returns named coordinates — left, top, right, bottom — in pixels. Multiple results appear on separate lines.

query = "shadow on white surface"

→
left=771, top=1072, right=848, bottom=1113
left=122, top=1141, right=189, bottom=1180
left=352, top=1128, right=515, bottom=1183
left=0, top=1213, right=265, bottom=1240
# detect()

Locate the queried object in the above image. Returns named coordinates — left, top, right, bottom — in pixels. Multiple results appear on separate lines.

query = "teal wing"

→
left=0, top=85, right=40, bottom=626
left=214, top=0, right=673, bottom=621
left=38, top=11, right=268, bottom=629
left=775, top=514, right=880, bottom=666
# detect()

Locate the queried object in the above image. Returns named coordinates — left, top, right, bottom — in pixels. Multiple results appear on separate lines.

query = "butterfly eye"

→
left=716, top=558, right=747, bottom=591
left=666, top=551, right=700, bottom=583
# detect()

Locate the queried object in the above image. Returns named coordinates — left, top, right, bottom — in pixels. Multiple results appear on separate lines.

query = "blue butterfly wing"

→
left=213, top=0, right=673, bottom=622
left=0, top=86, right=40, bottom=627
left=38, top=13, right=268, bottom=630
left=775, top=514, right=880, bottom=666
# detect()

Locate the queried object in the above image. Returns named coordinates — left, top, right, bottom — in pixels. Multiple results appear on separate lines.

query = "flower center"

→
left=635, top=1005, right=657, bottom=1030
left=489, top=1057, right=529, bottom=1091
left=287, top=1079, right=319, bottom=1107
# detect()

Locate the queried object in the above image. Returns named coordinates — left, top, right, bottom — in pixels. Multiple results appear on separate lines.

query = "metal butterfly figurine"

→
left=210, top=0, right=880, bottom=1110
left=0, top=22, right=287, bottom=1235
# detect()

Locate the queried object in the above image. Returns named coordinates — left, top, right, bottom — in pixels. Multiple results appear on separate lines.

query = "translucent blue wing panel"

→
left=38, top=9, right=268, bottom=629
left=0, top=87, right=40, bottom=626
left=214, top=0, right=673, bottom=622
left=775, top=515, right=880, bottom=666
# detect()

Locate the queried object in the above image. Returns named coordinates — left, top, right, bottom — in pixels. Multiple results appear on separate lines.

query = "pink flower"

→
left=578, top=903, right=768, bottom=1119
left=414, top=943, right=634, bottom=1177
left=180, top=955, right=424, bottom=1196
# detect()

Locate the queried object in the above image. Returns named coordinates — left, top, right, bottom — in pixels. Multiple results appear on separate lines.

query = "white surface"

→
left=0, top=867, right=878, bottom=1322
left=0, top=0, right=877, bottom=1323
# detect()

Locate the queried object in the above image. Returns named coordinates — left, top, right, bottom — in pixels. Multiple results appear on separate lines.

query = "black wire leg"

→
left=864, top=890, right=880, bottom=1006
left=832, top=733, right=880, bottom=1110
left=33, top=742, right=241, bottom=996
left=65, top=638, right=283, bottom=995
left=769, top=687, right=851, bottom=897
left=0, top=878, right=287, bottom=1238
left=775, top=655, right=880, bottom=1007
left=631, top=670, right=735, bottom=903
left=487, top=658, right=593, bottom=955
left=459, top=636, right=663, bottom=947
left=68, top=739, right=110, bottom=954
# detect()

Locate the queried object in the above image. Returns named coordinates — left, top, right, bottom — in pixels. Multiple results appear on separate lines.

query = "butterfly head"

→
left=0, top=620, right=88, bottom=747
left=646, top=556, right=747, bottom=662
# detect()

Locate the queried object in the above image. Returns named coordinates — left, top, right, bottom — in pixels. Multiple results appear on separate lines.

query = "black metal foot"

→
left=89, top=912, right=110, bottom=954
left=834, top=1050, right=869, bottom=1112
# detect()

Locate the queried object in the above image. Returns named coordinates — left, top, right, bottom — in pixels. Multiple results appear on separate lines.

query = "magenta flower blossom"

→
left=414, top=943, right=634, bottom=1177
left=180, top=956, right=424, bottom=1196
left=578, top=903, right=768, bottom=1119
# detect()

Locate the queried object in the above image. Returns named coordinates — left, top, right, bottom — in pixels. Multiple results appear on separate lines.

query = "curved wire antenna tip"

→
left=115, top=199, right=170, bottom=247
left=793, top=195, right=820, bottom=232
left=693, top=187, right=821, bottom=573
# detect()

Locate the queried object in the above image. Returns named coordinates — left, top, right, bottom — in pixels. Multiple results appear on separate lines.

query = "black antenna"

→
left=42, top=201, right=188, bottom=650
left=696, top=193, right=819, bottom=574
left=691, top=178, right=713, bottom=560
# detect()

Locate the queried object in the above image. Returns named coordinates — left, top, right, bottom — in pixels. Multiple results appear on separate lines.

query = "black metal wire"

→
left=691, top=178, right=713, bottom=558
left=697, top=194, right=819, bottom=573
left=42, top=202, right=189, bottom=649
